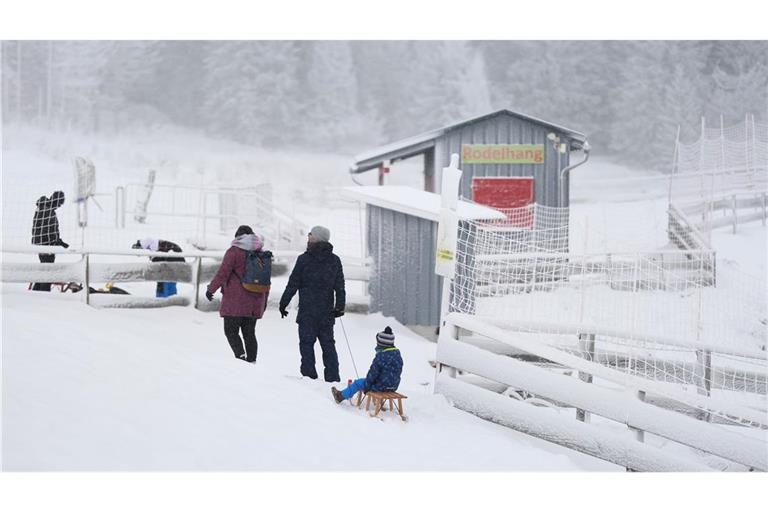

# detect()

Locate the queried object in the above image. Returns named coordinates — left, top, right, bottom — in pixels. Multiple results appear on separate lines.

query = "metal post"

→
left=576, top=332, right=595, bottom=423
left=732, top=194, right=737, bottom=234
left=193, top=256, right=202, bottom=309
left=762, top=193, right=766, bottom=227
left=202, top=191, right=208, bottom=247
left=85, top=253, right=91, bottom=306
left=694, top=249, right=711, bottom=421
left=114, top=186, right=123, bottom=228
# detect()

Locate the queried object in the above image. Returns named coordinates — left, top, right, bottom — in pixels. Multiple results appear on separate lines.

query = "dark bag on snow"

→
left=241, top=250, right=272, bottom=294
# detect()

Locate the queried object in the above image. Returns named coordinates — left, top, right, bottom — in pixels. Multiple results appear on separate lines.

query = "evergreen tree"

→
left=302, top=41, right=367, bottom=149
left=202, top=41, right=301, bottom=147
left=149, top=41, right=206, bottom=127
left=51, top=41, right=111, bottom=131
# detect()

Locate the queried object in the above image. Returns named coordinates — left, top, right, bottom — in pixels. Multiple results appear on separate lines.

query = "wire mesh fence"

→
left=447, top=203, right=767, bottom=426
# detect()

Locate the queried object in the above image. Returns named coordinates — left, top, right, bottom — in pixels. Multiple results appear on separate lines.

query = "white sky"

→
left=2, top=1, right=766, bottom=39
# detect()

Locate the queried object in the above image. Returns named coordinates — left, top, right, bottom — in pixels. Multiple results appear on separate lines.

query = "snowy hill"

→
left=1, top=283, right=614, bottom=470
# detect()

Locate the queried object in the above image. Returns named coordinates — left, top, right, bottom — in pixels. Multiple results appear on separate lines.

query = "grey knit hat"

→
left=376, top=326, right=395, bottom=348
left=309, top=225, right=331, bottom=243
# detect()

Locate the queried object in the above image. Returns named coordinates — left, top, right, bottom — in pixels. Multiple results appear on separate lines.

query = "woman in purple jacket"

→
left=206, top=225, right=269, bottom=363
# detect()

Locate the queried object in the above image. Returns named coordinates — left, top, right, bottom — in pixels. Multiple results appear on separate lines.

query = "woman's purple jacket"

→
left=207, top=234, right=269, bottom=318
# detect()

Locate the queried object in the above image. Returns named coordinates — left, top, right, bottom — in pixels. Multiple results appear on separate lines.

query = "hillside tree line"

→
left=2, top=40, right=766, bottom=170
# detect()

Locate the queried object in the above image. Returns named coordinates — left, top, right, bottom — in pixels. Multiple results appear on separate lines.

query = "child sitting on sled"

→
left=331, top=326, right=403, bottom=403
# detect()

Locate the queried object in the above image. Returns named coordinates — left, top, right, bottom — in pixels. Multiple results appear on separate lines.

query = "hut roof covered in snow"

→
left=350, top=109, right=587, bottom=174
left=340, top=186, right=505, bottom=222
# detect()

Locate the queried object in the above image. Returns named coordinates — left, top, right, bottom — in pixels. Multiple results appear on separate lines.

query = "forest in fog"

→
left=2, top=41, right=766, bottom=169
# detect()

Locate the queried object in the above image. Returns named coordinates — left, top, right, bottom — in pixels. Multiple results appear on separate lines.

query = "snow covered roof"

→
left=350, top=109, right=587, bottom=174
left=340, top=186, right=506, bottom=222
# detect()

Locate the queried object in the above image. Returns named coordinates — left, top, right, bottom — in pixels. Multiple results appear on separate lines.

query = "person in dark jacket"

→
left=331, top=326, right=403, bottom=403
left=132, top=237, right=185, bottom=297
left=31, top=190, right=69, bottom=291
left=279, top=225, right=345, bottom=382
left=206, top=225, right=269, bottom=363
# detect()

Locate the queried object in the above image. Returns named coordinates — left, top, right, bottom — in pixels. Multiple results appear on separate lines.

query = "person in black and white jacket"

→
left=30, top=191, right=69, bottom=291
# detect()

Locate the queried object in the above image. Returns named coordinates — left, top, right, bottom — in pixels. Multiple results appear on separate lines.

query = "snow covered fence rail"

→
left=2, top=246, right=371, bottom=309
left=436, top=377, right=712, bottom=472
left=677, top=191, right=768, bottom=234
left=435, top=313, right=768, bottom=471
left=1, top=246, right=223, bottom=307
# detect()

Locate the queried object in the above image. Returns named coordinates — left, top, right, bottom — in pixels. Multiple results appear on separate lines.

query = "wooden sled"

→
left=353, top=390, right=408, bottom=421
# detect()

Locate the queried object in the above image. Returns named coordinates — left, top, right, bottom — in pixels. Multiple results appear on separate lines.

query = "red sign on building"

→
left=471, top=177, right=535, bottom=228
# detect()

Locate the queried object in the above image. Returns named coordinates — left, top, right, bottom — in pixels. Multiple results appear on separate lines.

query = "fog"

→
left=2, top=40, right=767, bottom=169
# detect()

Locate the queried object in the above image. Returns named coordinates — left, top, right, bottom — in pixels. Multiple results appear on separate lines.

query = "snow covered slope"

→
left=1, top=283, right=615, bottom=470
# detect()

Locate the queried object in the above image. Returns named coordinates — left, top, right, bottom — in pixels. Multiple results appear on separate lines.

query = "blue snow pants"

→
left=341, top=378, right=367, bottom=400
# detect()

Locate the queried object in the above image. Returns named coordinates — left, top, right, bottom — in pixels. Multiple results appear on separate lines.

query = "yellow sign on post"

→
left=461, top=144, right=545, bottom=164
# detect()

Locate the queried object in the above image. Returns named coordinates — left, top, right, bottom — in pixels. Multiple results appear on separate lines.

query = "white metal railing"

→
left=678, top=191, right=768, bottom=234
left=2, top=246, right=371, bottom=309
left=117, top=183, right=308, bottom=251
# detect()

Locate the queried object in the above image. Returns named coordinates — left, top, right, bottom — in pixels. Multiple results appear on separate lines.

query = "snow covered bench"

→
left=353, top=390, right=408, bottom=421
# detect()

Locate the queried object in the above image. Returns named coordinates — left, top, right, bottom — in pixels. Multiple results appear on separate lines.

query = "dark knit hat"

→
left=376, top=326, right=395, bottom=348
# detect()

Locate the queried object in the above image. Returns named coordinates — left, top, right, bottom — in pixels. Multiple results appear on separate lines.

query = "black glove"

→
left=205, top=290, right=214, bottom=301
left=333, top=310, right=345, bottom=318
left=279, top=307, right=288, bottom=318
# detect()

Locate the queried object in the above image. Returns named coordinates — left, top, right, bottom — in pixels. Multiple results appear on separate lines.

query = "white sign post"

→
left=434, top=154, right=462, bottom=279
left=435, top=154, right=463, bottom=359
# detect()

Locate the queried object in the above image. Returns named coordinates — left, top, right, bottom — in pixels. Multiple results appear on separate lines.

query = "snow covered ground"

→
left=0, top=281, right=614, bottom=471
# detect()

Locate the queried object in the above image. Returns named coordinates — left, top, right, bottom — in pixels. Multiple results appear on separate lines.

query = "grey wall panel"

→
left=367, top=205, right=383, bottom=315
left=367, top=205, right=441, bottom=326
left=438, top=113, right=567, bottom=207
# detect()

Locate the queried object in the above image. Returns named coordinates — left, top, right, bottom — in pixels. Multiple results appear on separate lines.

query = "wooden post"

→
left=576, top=332, right=595, bottom=423
left=423, top=149, right=435, bottom=193
left=378, top=161, right=390, bottom=186
left=695, top=349, right=713, bottom=422
left=629, top=390, right=647, bottom=442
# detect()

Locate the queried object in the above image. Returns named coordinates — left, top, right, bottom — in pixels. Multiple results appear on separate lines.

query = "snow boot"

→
left=331, top=387, right=344, bottom=404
